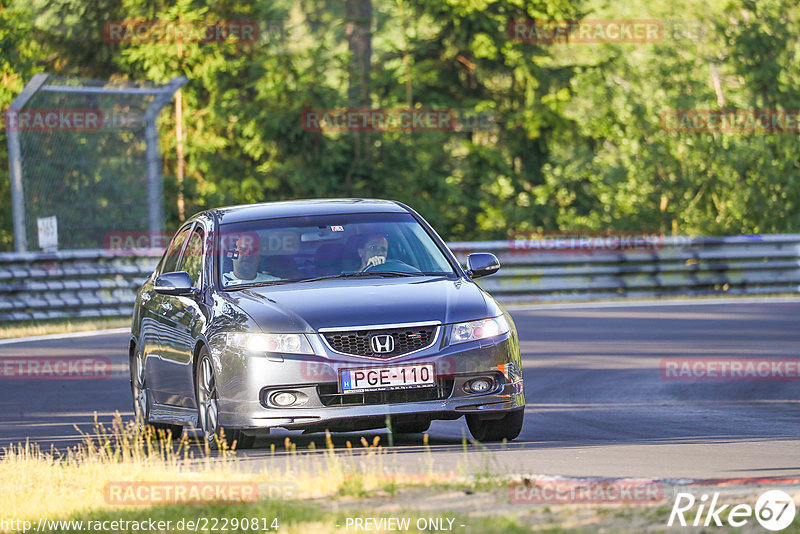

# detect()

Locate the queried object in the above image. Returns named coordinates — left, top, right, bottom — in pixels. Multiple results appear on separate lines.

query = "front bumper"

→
left=210, top=329, right=524, bottom=432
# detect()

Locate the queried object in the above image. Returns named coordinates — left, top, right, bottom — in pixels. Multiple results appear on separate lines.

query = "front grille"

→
left=317, top=379, right=454, bottom=407
left=322, top=325, right=438, bottom=358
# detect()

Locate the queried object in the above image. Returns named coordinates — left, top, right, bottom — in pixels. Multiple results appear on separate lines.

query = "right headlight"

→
left=226, top=332, right=314, bottom=355
left=449, top=315, right=510, bottom=345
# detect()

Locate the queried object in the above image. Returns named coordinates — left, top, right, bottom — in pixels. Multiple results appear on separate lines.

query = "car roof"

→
left=209, top=198, right=409, bottom=225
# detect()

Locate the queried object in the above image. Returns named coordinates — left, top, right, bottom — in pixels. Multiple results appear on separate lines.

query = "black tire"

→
left=149, top=422, right=184, bottom=439
left=211, top=428, right=255, bottom=450
left=195, top=346, right=255, bottom=450
left=130, top=346, right=183, bottom=438
left=392, top=420, right=432, bottom=434
left=466, top=409, right=524, bottom=442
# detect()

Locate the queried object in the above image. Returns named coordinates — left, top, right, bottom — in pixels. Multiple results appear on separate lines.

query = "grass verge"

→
left=6, top=416, right=800, bottom=532
left=0, top=317, right=130, bottom=339
left=0, top=416, right=464, bottom=531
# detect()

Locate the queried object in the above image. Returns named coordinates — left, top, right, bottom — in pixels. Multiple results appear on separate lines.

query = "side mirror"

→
left=466, top=253, right=500, bottom=278
left=154, top=271, right=195, bottom=296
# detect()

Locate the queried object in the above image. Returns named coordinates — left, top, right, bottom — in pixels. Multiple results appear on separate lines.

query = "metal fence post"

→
left=7, top=74, right=49, bottom=252
left=9, top=74, right=187, bottom=251
left=144, top=76, right=188, bottom=237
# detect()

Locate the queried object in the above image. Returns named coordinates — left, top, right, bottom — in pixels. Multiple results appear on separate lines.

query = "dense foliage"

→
left=0, top=0, right=798, bottom=250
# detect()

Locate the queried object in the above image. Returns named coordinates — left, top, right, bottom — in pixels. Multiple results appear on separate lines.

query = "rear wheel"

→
left=130, top=347, right=182, bottom=438
left=195, top=347, right=254, bottom=450
left=466, top=409, right=524, bottom=442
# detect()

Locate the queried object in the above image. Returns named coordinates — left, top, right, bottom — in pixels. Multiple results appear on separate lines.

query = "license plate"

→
left=340, top=363, right=436, bottom=393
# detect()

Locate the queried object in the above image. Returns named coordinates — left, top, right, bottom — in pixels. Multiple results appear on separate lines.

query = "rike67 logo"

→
left=668, top=490, right=796, bottom=531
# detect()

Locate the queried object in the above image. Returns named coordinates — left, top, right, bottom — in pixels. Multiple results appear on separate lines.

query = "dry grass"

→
left=0, top=415, right=459, bottom=525
left=11, top=416, right=784, bottom=532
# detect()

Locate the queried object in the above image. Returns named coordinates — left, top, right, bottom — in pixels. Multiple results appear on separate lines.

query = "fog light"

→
left=465, top=377, right=494, bottom=394
left=271, top=391, right=298, bottom=407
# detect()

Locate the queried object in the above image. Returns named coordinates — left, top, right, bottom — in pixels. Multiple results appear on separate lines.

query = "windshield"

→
left=217, top=212, right=456, bottom=289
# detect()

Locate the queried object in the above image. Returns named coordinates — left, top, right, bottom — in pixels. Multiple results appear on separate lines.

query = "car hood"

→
left=223, top=276, right=493, bottom=332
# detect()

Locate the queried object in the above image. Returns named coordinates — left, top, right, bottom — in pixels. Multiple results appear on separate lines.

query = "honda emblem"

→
left=370, top=334, right=394, bottom=354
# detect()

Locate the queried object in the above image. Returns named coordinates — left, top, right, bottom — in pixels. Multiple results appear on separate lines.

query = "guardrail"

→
left=1, top=235, right=799, bottom=321
left=0, top=250, right=159, bottom=322
left=450, top=234, right=800, bottom=302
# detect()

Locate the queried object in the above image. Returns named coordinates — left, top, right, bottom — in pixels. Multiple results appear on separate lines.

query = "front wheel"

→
left=466, top=409, right=524, bottom=442
left=195, top=347, right=254, bottom=450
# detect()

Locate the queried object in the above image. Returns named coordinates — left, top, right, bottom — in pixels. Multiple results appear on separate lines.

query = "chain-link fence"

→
left=7, top=74, right=186, bottom=252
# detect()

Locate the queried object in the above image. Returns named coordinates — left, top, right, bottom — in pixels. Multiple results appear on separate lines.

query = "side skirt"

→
left=149, top=404, right=198, bottom=427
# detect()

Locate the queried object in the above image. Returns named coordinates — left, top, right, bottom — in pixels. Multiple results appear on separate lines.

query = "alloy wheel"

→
left=197, top=352, right=220, bottom=442
left=131, top=349, right=148, bottom=427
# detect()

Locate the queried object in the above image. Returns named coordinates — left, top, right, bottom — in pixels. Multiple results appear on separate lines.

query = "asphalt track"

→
left=2, top=298, right=799, bottom=480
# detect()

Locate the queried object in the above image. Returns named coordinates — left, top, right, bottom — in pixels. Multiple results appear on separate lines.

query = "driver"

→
left=222, top=235, right=279, bottom=286
left=358, top=234, right=389, bottom=272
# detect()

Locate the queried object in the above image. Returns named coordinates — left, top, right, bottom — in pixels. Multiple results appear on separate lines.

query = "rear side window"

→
left=159, top=227, right=190, bottom=275
left=181, top=228, right=204, bottom=288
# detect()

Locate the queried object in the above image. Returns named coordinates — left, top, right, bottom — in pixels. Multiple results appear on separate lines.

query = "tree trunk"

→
left=345, top=0, right=372, bottom=193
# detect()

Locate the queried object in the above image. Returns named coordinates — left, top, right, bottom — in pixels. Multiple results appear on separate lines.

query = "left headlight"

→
left=450, top=315, right=510, bottom=345
left=227, top=333, right=314, bottom=355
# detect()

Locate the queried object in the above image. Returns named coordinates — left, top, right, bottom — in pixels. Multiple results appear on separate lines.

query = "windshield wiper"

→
left=225, top=280, right=294, bottom=291
left=354, top=270, right=421, bottom=277
left=291, top=271, right=438, bottom=283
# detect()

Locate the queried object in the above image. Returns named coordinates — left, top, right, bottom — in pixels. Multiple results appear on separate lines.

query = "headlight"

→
left=227, top=333, right=314, bottom=355
left=450, top=316, right=509, bottom=345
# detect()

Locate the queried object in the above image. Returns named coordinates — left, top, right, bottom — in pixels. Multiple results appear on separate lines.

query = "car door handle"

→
left=161, top=301, right=172, bottom=312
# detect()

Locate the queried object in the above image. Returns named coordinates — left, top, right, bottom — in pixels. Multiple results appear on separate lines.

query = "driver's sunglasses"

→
left=235, top=240, right=257, bottom=256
